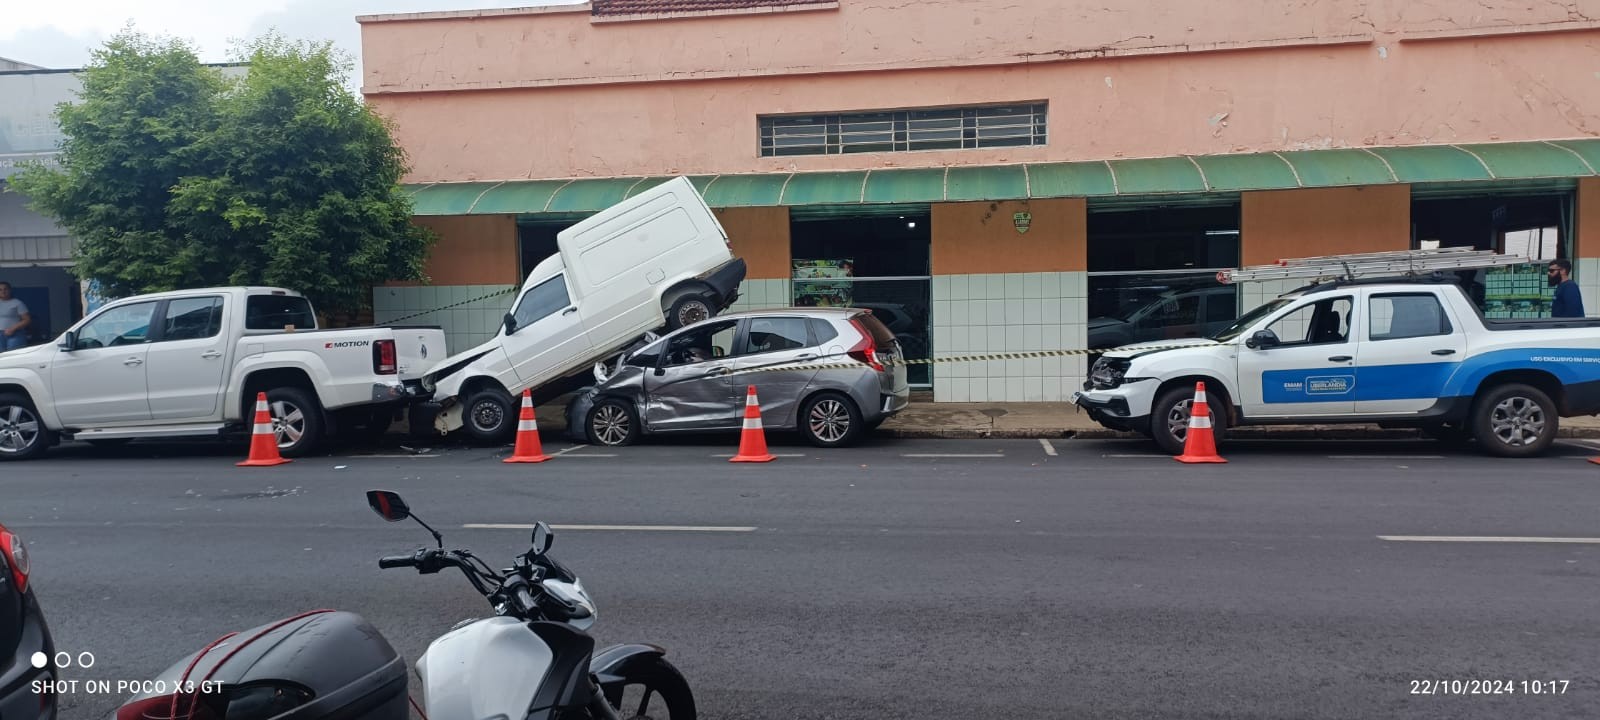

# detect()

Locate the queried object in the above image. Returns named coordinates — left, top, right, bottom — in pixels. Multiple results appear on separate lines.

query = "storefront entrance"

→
left=790, top=212, right=932, bottom=385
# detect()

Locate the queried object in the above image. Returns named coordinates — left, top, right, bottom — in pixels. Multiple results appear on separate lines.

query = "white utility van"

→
left=422, top=176, right=747, bottom=442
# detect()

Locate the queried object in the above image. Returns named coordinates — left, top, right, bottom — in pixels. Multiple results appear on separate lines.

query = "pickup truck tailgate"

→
left=390, top=326, right=448, bottom=381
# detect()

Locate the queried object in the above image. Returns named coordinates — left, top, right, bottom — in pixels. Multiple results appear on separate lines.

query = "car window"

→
left=1139, top=295, right=1199, bottom=328
left=628, top=339, right=664, bottom=368
left=1369, top=293, right=1453, bottom=341
left=75, top=301, right=158, bottom=350
left=663, top=319, right=739, bottom=367
left=1205, top=294, right=1237, bottom=323
left=245, top=295, right=315, bottom=331
left=743, top=317, right=809, bottom=355
left=162, top=297, right=224, bottom=342
left=1263, top=296, right=1353, bottom=347
left=512, top=275, right=571, bottom=330
left=808, top=318, right=839, bottom=345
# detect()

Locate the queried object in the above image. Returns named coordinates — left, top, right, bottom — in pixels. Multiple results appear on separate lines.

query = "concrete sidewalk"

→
left=531, top=393, right=1600, bottom=440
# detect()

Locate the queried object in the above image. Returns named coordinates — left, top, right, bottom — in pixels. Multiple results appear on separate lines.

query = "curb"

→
left=880, top=427, right=1600, bottom=441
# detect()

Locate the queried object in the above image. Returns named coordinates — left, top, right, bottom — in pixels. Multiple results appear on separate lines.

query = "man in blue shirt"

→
left=1548, top=259, right=1585, bottom=318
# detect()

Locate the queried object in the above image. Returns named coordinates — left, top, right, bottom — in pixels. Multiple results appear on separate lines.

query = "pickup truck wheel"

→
left=1473, top=384, right=1557, bottom=458
left=1150, top=386, right=1226, bottom=456
left=666, top=292, right=714, bottom=330
left=267, top=387, right=324, bottom=458
left=463, top=388, right=517, bottom=444
left=0, top=393, right=51, bottom=461
left=586, top=397, right=639, bottom=446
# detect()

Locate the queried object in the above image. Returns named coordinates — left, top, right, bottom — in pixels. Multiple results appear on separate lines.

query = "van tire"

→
left=1472, top=383, right=1557, bottom=458
left=0, top=392, right=52, bottom=461
left=463, top=387, right=518, bottom=445
left=666, top=290, right=715, bottom=330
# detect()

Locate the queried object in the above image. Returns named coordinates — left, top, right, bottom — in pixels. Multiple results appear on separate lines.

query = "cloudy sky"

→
left=3, top=0, right=578, bottom=88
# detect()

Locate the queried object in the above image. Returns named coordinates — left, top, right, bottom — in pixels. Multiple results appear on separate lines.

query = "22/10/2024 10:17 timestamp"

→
left=1411, top=680, right=1570, bottom=696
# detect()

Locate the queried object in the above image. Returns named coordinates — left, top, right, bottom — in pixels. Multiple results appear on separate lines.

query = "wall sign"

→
left=1013, top=212, right=1031, bottom=234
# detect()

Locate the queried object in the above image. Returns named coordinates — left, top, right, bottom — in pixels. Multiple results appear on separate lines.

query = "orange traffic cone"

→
left=504, top=390, right=551, bottom=463
left=1174, top=381, right=1227, bottom=464
left=237, top=392, right=291, bottom=467
left=730, top=385, right=775, bottom=463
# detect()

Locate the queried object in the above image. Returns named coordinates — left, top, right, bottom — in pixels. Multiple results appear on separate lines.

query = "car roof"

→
left=716, top=307, right=863, bottom=319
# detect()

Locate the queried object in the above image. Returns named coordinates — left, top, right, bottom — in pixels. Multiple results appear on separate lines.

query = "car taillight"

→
left=0, top=523, right=27, bottom=593
left=373, top=340, right=397, bottom=375
left=846, top=319, right=885, bottom=372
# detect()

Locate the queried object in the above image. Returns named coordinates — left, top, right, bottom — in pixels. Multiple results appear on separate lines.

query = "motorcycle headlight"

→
left=543, top=579, right=597, bottom=619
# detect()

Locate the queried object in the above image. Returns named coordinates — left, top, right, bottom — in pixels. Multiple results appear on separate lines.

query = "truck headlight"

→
left=1089, top=357, right=1130, bottom=389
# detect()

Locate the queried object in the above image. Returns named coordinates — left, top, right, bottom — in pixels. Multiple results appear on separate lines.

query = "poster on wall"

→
left=792, top=258, right=854, bottom=308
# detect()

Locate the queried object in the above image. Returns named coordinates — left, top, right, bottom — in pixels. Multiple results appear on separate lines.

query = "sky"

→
left=2, top=0, right=580, bottom=90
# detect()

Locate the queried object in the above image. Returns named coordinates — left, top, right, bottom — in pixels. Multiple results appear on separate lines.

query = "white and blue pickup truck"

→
left=1072, top=276, right=1600, bottom=457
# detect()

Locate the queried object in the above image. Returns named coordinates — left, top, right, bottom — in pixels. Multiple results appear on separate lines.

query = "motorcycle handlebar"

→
left=378, top=554, right=417, bottom=569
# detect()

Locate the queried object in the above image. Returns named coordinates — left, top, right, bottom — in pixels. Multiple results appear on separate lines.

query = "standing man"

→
left=0, top=282, right=31, bottom=352
left=1549, top=259, right=1586, bottom=318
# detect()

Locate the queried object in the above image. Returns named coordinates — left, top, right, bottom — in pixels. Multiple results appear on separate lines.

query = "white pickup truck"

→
left=1073, top=277, right=1600, bottom=457
left=0, top=287, right=445, bottom=460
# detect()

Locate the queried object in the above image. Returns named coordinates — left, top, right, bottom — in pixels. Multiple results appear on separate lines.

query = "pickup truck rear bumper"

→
left=371, top=381, right=407, bottom=403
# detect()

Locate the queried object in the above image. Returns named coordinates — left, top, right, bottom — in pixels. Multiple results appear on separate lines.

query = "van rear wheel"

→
left=666, top=291, right=714, bottom=330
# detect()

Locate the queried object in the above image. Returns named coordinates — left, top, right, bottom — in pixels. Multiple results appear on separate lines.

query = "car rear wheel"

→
left=799, top=392, right=863, bottom=448
left=587, top=397, right=640, bottom=447
left=1472, top=383, right=1557, bottom=458
left=463, top=388, right=517, bottom=445
left=266, top=387, right=324, bottom=458
left=0, top=393, right=51, bottom=461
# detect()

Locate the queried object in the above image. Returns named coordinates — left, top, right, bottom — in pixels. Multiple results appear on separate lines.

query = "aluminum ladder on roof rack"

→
left=1216, top=247, right=1534, bottom=285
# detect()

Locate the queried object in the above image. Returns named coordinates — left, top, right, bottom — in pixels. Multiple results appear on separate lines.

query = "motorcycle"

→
left=112, top=490, right=695, bottom=720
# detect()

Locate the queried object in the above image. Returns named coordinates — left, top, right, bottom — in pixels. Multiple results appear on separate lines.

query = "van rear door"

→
left=559, top=177, right=723, bottom=346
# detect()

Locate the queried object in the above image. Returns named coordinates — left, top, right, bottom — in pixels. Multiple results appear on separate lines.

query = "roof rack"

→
left=1216, top=248, right=1534, bottom=285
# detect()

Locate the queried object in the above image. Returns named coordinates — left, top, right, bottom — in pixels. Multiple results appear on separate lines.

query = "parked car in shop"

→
left=0, top=287, right=444, bottom=460
left=1087, top=286, right=1237, bottom=349
left=567, top=308, right=909, bottom=447
left=0, top=519, right=56, bottom=719
left=422, top=176, right=747, bottom=444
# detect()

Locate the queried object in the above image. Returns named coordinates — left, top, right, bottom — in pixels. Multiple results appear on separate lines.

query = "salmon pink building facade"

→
left=360, top=0, right=1600, bottom=401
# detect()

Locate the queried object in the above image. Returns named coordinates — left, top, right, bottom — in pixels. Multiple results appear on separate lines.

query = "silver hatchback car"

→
left=567, top=308, right=910, bottom=447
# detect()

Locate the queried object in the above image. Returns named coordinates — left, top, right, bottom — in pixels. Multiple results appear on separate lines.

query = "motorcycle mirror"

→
left=531, top=521, right=553, bottom=556
left=366, top=490, right=411, bottom=522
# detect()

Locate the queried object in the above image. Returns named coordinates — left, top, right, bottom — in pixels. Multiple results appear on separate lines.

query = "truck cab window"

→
left=1370, top=293, right=1452, bottom=340
left=512, top=276, right=572, bottom=329
left=1263, top=296, right=1353, bottom=347
left=162, top=297, right=224, bottom=341
left=246, top=295, right=316, bottom=331
left=75, top=302, right=158, bottom=349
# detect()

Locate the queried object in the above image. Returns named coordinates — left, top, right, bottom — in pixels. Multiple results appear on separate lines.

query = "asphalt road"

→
left=8, top=433, right=1600, bottom=719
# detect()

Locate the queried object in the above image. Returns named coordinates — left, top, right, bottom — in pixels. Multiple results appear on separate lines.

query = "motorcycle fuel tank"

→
left=417, top=616, right=554, bottom=719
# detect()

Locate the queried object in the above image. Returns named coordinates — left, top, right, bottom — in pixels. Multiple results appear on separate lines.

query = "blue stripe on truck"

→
left=1261, top=348, right=1600, bottom=404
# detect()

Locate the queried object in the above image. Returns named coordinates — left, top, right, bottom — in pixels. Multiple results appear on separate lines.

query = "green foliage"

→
left=10, top=29, right=433, bottom=315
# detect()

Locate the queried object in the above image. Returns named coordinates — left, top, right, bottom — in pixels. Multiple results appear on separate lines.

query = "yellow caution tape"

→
left=724, top=343, right=1203, bottom=377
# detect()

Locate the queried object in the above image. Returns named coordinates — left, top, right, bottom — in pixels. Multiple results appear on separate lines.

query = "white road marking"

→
left=1103, top=453, right=1168, bottom=458
left=901, top=453, right=1005, bottom=458
left=1039, top=439, right=1058, bottom=456
left=350, top=453, right=440, bottom=458
left=465, top=523, right=756, bottom=532
left=558, top=453, right=620, bottom=458
left=1378, top=535, right=1600, bottom=544
left=1327, top=455, right=1445, bottom=460
left=1566, top=439, right=1600, bottom=450
left=711, top=453, right=807, bottom=458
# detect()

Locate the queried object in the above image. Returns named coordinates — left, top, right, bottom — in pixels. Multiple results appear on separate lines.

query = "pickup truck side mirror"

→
left=1246, top=329, right=1280, bottom=350
left=58, top=331, right=76, bottom=352
left=503, top=313, right=518, bottom=336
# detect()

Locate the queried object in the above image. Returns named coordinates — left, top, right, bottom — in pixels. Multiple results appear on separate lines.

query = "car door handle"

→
left=1328, top=355, right=1352, bottom=362
left=1431, top=349, right=1457, bottom=356
left=123, top=357, right=144, bottom=366
left=705, top=367, right=730, bottom=378
left=562, top=307, right=578, bottom=315
left=201, top=350, right=223, bottom=359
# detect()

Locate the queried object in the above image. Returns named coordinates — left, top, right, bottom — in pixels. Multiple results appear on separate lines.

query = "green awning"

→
left=404, top=139, right=1600, bottom=215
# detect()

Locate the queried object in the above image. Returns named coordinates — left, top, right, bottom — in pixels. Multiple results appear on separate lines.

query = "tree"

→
left=10, top=30, right=432, bottom=316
